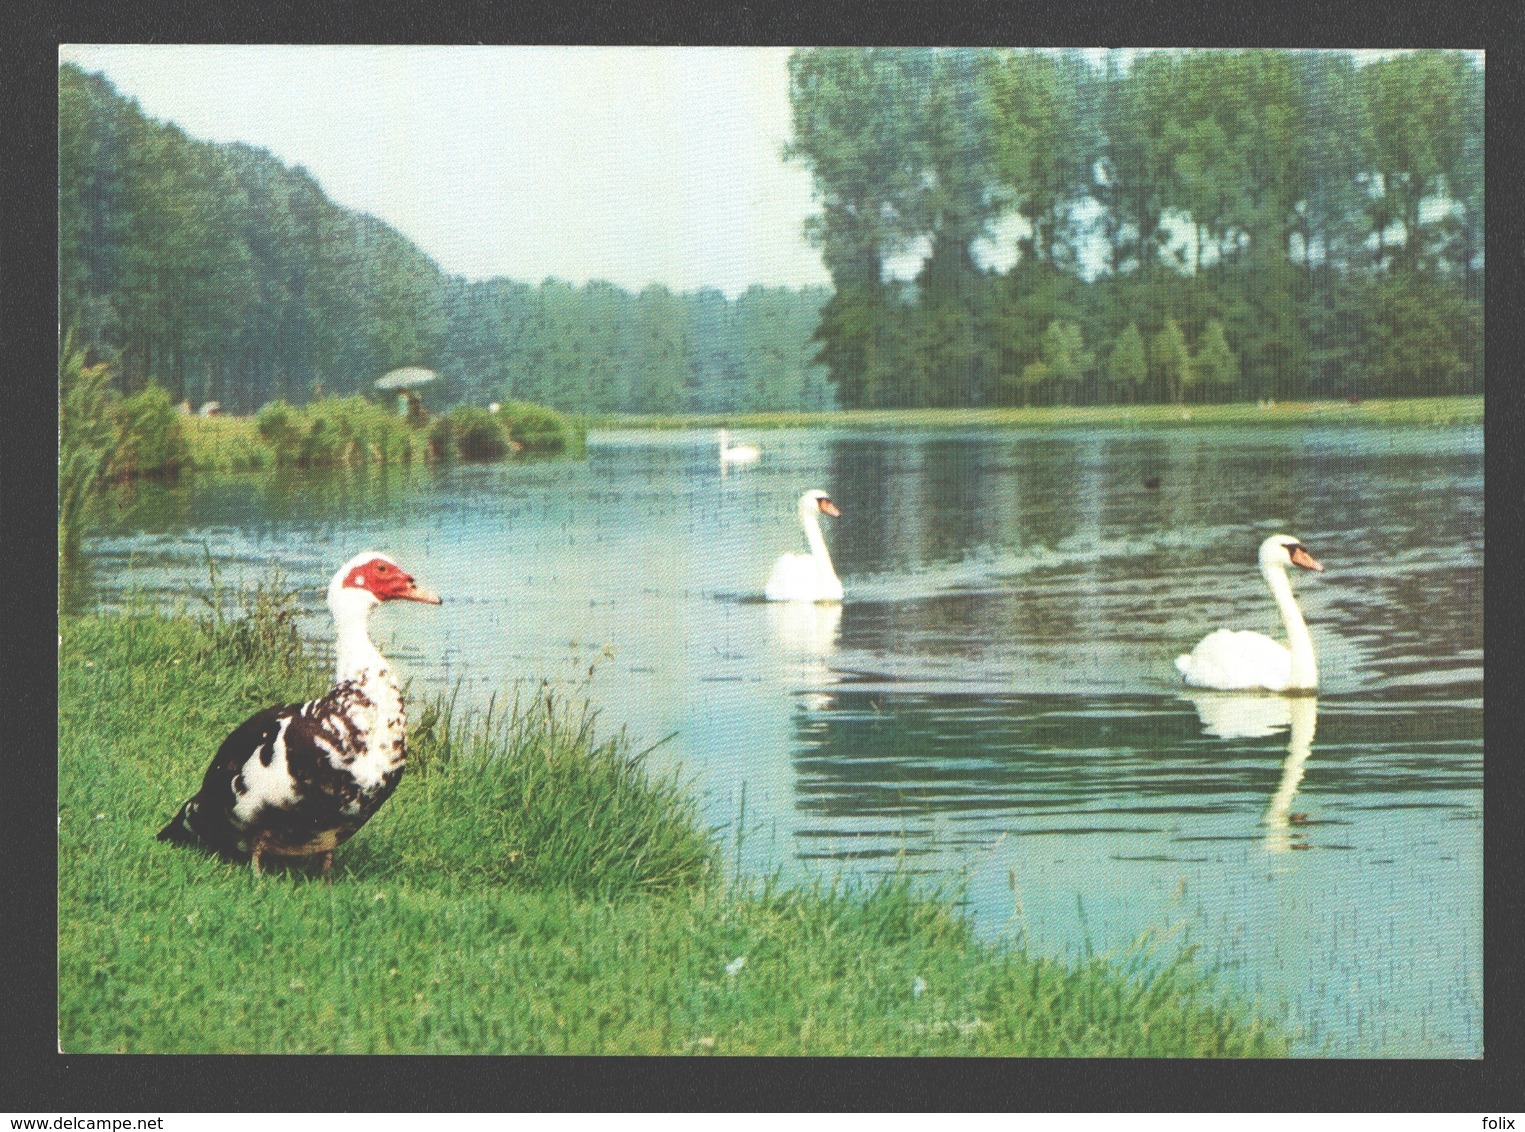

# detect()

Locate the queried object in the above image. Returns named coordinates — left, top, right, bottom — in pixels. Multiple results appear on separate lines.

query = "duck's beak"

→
left=398, top=580, right=443, bottom=604
left=818, top=499, right=841, bottom=517
left=1289, top=547, right=1323, bottom=572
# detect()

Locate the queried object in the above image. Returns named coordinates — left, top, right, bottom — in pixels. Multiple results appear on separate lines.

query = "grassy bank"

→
left=593, top=395, right=1482, bottom=432
left=59, top=595, right=1286, bottom=1055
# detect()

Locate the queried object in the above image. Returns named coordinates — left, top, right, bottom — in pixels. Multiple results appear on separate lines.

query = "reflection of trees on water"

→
left=101, top=464, right=433, bottom=536
left=824, top=438, right=1033, bottom=578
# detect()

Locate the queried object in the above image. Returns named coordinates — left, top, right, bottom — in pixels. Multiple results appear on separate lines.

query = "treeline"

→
left=59, top=63, right=834, bottom=416
left=786, top=48, right=1484, bottom=406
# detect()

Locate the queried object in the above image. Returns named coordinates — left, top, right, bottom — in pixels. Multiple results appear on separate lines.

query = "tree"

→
left=1039, top=319, right=1093, bottom=404
left=1188, top=319, right=1239, bottom=400
left=1358, top=52, right=1474, bottom=274
left=1106, top=323, right=1148, bottom=403
left=813, top=283, right=909, bottom=409
left=634, top=285, right=690, bottom=414
left=785, top=48, right=934, bottom=290
left=62, top=51, right=1485, bottom=418
left=1151, top=319, right=1190, bottom=403
left=987, top=50, right=1094, bottom=270
left=1356, top=276, right=1478, bottom=396
left=918, top=50, right=1004, bottom=271
left=1012, top=360, right=1051, bottom=406
left=1106, top=51, right=1180, bottom=277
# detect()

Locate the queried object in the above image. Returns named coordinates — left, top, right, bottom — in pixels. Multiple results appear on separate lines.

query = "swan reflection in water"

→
left=1183, top=692, right=1318, bottom=854
left=767, top=600, right=842, bottom=712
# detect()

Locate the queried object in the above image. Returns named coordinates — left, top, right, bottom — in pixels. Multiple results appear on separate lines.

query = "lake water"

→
left=74, top=424, right=1484, bottom=1057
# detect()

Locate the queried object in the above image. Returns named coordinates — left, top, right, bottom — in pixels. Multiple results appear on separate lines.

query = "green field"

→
left=591, top=396, right=1482, bottom=432
left=58, top=591, right=1287, bottom=1055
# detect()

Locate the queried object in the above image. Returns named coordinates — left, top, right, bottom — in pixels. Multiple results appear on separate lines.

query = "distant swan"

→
left=1175, top=534, right=1323, bottom=693
left=765, top=489, right=843, bottom=603
left=719, top=429, right=760, bottom=465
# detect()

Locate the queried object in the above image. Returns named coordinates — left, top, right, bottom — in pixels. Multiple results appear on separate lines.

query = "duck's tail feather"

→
left=157, top=799, right=200, bottom=846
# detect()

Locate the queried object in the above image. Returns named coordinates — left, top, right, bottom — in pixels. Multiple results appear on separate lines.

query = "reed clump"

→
left=496, top=400, right=586, bottom=456
left=255, top=397, right=425, bottom=468
left=59, top=336, right=189, bottom=568
left=428, top=402, right=585, bottom=460
left=428, top=407, right=510, bottom=461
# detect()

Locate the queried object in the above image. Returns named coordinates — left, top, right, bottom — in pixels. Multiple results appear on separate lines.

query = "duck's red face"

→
left=343, top=557, right=442, bottom=604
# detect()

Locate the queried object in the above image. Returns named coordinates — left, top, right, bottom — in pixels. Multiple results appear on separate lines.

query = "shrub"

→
left=184, top=416, right=273, bottom=472
left=194, top=553, right=307, bottom=680
left=251, top=396, right=422, bottom=469
left=496, top=400, right=585, bottom=456
left=111, top=383, right=189, bottom=479
left=448, top=407, right=510, bottom=460
left=255, top=400, right=303, bottom=465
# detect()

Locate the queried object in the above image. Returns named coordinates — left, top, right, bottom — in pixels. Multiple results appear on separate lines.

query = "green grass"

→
left=592, top=395, right=1482, bottom=432
left=59, top=594, right=1287, bottom=1055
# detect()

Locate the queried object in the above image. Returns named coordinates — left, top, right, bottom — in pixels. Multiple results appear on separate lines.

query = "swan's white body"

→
left=719, top=429, right=760, bottom=465
left=1175, top=535, right=1323, bottom=693
left=765, top=489, right=843, bottom=603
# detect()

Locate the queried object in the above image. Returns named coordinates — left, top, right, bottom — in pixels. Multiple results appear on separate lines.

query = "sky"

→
left=59, top=45, right=834, bottom=298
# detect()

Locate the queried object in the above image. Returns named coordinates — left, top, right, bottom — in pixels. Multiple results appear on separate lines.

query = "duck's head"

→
left=327, top=552, right=442, bottom=618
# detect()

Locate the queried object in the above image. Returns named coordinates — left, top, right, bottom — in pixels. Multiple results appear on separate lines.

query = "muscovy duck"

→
left=157, top=552, right=441, bottom=876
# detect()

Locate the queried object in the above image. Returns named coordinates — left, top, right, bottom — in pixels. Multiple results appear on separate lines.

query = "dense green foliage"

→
left=59, top=592, right=1285, bottom=1054
left=59, top=335, right=122, bottom=564
left=59, top=335, right=189, bottom=566
left=254, top=396, right=423, bottom=468
left=59, top=63, right=832, bottom=417
left=429, top=402, right=585, bottom=460
left=429, top=408, right=506, bottom=462
left=496, top=401, right=585, bottom=456
left=786, top=48, right=1483, bottom=406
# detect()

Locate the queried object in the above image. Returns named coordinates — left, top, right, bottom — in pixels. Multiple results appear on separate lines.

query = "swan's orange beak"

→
left=1289, top=546, right=1322, bottom=572
left=818, top=498, right=841, bottom=517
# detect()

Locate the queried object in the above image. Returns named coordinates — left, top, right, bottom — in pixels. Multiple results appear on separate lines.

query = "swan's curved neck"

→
left=800, top=503, right=839, bottom=583
left=1263, top=560, right=1316, bottom=689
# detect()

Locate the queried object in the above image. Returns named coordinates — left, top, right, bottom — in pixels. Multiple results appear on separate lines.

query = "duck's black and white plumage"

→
left=158, top=552, right=441, bottom=876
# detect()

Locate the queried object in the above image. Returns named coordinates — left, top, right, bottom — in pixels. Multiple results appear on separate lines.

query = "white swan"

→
left=1175, top=534, right=1323, bottom=693
left=719, top=428, right=760, bottom=465
left=765, top=489, right=843, bottom=602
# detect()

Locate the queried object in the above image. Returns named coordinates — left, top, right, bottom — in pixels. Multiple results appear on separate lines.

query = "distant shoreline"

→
left=587, top=396, right=1483, bottom=432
